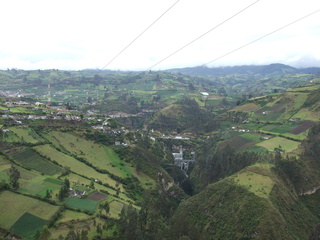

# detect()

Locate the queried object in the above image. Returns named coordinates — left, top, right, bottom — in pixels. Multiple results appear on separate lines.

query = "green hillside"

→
left=0, top=68, right=320, bottom=239
left=170, top=125, right=320, bottom=239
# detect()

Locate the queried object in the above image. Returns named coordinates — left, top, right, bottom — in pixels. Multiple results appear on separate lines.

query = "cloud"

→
left=1, top=0, right=319, bottom=70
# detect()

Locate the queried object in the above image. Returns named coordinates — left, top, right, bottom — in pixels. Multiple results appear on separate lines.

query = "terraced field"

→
left=12, top=149, right=61, bottom=176
left=256, top=136, right=300, bottom=152
left=33, top=144, right=120, bottom=189
left=0, top=191, right=60, bottom=229
left=40, top=131, right=154, bottom=187
left=9, top=126, right=43, bottom=144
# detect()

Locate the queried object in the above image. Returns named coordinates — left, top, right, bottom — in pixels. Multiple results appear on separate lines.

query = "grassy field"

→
left=256, top=136, right=300, bottom=152
left=66, top=197, right=98, bottom=212
left=39, top=131, right=154, bottom=187
left=291, top=107, right=320, bottom=121
left=56, top=210, right=92, bottom=224
left=0, top=191, right=60, bottom=229
left=108, top=199, right=124, bottom=219
left=2, top=130, right=20, bottom=142
left=33, top=144, right=120, bottom=189
left=12, top=149, right=61, bottom=176
left=219, top=134, right=260, bottom=152
left=260, top=124, right=299, bottom=134
left=45, top=131, right=130, bottom=177
left=240, top=132, right=263, bottom=142
left=230, top=103, right=260, bottom=112
left=9, top=126, right=43, bottom=144
left=10, top=212, right=46, bottom=240
left=233, top=163, right=274, bottom=198
left=0, top=156, right=11, bottom=182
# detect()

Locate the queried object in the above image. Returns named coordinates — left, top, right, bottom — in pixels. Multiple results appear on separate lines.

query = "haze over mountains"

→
left=166, top=63, right=320, bottom=77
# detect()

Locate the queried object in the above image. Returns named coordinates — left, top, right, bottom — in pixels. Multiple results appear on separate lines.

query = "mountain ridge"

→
left=165, top=63, right=320, bottom=77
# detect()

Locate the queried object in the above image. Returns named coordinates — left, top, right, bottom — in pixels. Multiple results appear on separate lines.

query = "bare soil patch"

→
left=86, top=191, right=108, bottom=202
left=289, top=121, right=314, bottom=134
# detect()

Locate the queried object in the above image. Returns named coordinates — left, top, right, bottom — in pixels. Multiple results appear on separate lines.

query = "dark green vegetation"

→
left=10, top=213, right=47, bottom=240
left=0, top=65, right=320, bottom=239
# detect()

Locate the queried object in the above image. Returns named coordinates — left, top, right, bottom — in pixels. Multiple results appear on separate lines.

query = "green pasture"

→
left=66, top=197, right=98, bottom=212
left=240, top=122, right=263, bottom=131
left=56, top=210, right=91, bottom=224
left=10, top=212, right=46, bottom=240
left=67, top=173, right=135, bottom=204
left=33, top=144, right=120, bottom=189
left=256, top=136, right=300, bottom=152
left=240, top=133, right=263, bottom=142
left=219, top=135, right=258, bottom=152
left=0, top=191, right=60, bottom=229
left=205, top=99, right=222, bottom=107
left=291, top=107, right=320, bottom=121
left=155, top=89, right=179, bottom=96
left=288, top=85, right=320, bottom=92
left=254, top=112, right=282, bottom=121
left=245, top=145, right=269, bottom=153
left=109, top=200, right=124, bottom=219
left=9, top=126, right=43, bottom=144
left=0, top=157, right=11, bottom=182
left=2, top=130, right=20, bottom=142
left=42, top=131, right=154, bottom=187
left=19, top=173, right=63, bottom=197
left=233, top=163, right=274, bottom=198
left=260, top=124, right=298, bottom=134
left=231, top=103, right=260, bottom=112
left=12, top=149, right=61, bottom=176
left=132, top=90, right=156, bottom=95
left=281, top=133, right=307, bottom=141
left=7, top=107, right=32, bottom=114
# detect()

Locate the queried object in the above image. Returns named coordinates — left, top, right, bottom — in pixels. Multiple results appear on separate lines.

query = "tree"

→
left=57, top=178, right=70, bottom=201
left=61, top=166, right=71, bottom=177
left=38, top=226, right=51, bottom=240
left=89, top=180, right=95, bottom=189
left=8, top=165, right=20, bottom=189
left=45, top=189, right=52, bottom=200
left=99, top=202, right=110, bottom=217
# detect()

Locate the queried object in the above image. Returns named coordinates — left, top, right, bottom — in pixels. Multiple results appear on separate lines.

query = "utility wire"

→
left=98, top=0, right=181, bottom=72
left=147, top=0, right=260, bottom=71
left=203, top=8, right=320, bottom=66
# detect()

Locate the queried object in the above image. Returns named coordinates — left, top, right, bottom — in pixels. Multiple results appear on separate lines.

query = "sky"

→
left=1, top=0, right=320, bottom=71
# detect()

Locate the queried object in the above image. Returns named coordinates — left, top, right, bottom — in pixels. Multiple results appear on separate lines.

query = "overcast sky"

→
left=1, top=0, right=319, bottom=71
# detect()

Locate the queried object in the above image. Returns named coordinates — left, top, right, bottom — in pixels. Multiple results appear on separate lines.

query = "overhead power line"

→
left=203, top=8, right=320, bottom=66
left=98, top=0, right=181, bottom=72
left=146, top=0, right=260, bottom=70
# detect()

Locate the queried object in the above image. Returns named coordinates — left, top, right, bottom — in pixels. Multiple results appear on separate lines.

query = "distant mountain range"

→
left=166, top=63, right=320, bottom=77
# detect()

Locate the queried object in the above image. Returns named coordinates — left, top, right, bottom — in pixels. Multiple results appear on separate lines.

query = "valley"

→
left=0, top=64, right=320, bottom=239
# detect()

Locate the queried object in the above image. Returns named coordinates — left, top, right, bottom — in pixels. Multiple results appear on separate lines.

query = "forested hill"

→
left=166, top=63, right=320, bottom=77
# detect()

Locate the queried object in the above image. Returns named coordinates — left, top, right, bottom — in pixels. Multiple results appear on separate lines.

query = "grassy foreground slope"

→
left=171, top=123, right=320, bottom=240
left=171, top=163, right=318, bottom=240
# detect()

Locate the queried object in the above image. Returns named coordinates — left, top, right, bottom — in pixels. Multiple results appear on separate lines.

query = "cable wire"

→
left=98, top=0, right=181, bottom=72
left=203, top=8, right=320, bottom=67
left=146, top=0, right=260, bottom=70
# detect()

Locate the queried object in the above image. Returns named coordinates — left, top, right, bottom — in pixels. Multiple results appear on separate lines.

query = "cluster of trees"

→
left=275, top=122, right=320, bottom=192
left=191, top=142, right=260, bottom=191
left=115, top=177, right=185, bottom=240
left=57, top=178, right=70, bottom=201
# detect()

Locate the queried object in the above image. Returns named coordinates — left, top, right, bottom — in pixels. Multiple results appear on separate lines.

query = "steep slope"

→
left=147, top=98, right=218, bottom=134
left=170, top=123, right=320, bottom=240
left=171, top=162, right=319, bottom=240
